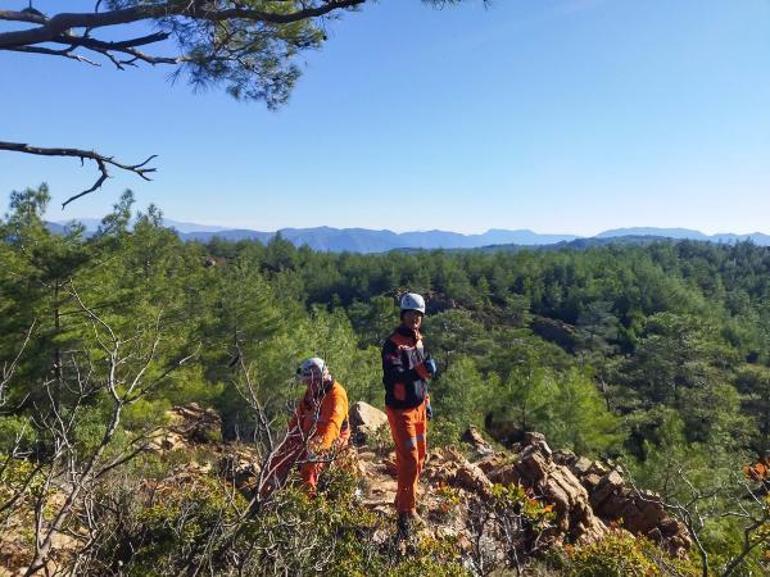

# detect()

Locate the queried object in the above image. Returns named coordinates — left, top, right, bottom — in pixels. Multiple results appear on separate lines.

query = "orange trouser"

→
left=264, top=426, right=351, bottom=495
left=299, top=426, right=351, bottom=490
left=387, top=401, right=427, bottom=514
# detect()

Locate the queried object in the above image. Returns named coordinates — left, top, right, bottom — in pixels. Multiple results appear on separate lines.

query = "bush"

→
left=565, top=530, right=700, bottom=577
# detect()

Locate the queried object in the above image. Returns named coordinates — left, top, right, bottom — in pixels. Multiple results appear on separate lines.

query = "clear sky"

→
left=1, top=0, right=769, bottom=236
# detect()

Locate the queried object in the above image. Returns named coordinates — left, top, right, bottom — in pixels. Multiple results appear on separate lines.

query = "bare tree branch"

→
left=624, top=465, right=770, bottom=577
left=0, top=320, right=36, bottom=407
left=0, top=141, right=156, bottom=207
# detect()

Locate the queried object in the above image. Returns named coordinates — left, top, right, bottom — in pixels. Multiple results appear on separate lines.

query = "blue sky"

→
left=1, top=0, right=769, bottom=235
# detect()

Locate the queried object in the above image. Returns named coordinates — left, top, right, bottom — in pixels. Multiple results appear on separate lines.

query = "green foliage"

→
left=488, top=483, right=556, bottom=530
left=548, top=369, right=623, bottom=456
left=0, top=415, right=35, bottom=454
left=5, top=191, right=770, bottom=575
left=0, top=456, right=45, bottom=505
left=487, top=366, right=621, bottom=456
left=431, top=355, right=494, bottom=445
left=122, top=398, right=172, bottom=432
left=564, top=530, right=700, bottom=577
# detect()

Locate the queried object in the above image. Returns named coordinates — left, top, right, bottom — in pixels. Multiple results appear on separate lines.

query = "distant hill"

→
left=597, top=227, right=710, bottom=241
left=47, top=219, right=770, bottom=252
left=178, top=226, right=770, bottom=251
left=597, top=227, right=770, bottom=245
left=468, top=235, right=675, bottom=253
left=51, top=218, right=230, bottom=236
left=178, top=227, right=579, bottom=252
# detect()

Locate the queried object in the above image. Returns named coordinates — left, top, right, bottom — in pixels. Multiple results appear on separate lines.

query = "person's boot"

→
left=397, top=512, right=412, bottom=540
left=408, top=510, right=426, bottom=529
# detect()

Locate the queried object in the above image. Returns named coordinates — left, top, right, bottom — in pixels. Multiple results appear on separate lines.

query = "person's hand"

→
left=426, top=401, right=433, bottom=420
left=425, top=358, right=438, bottom=377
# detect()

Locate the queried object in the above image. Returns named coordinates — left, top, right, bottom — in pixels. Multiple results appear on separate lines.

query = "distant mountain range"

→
left=50, top=220, right=770, bottom=253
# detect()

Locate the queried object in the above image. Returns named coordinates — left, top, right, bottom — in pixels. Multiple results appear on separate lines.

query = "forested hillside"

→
left=1, top=186, right=769, bottom=576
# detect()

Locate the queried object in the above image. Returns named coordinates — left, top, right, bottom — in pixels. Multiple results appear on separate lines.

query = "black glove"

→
left=426, top=400, right=433, bottom=420
left=425, top=358, right=438, bottom=377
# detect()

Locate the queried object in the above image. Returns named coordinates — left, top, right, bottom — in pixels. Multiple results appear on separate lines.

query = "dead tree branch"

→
left=0, top=320, right=36, bottom=407
left=3, top=283, right=198, bottom=576
left=0, top=141, right=156, bottom=208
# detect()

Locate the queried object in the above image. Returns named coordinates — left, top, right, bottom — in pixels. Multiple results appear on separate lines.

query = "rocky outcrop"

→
left=462, top=425, right=494, bottom=457
left=486, top=433, right=607, bottom=544
left=554, top=450, right=692, bottom=555
left=2, top=403, right=693, bottom=577
left=149, top=402, right=223, bottom=452
left=424, top=447, right=493, bottom=498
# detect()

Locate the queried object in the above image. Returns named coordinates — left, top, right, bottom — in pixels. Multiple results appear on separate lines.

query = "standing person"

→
left=262, top=357, right=350, bottom=495
left=382, top=293, right=437, bottom=536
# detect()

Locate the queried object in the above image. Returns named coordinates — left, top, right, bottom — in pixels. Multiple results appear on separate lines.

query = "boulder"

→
left=462, top=426, right=494, bottom=456
left=424, top=447, right=492, bottom=498
left=514, top=444, right=607, bottom=544
left=474, top=453, right=508, bottom=475
left=348, top=401, right=389, bottom=445
left=454, top=462, right=493, bottom=498
left=487, top=462, right=521, bottom=486
left=590, top=470, right=625, bottom=509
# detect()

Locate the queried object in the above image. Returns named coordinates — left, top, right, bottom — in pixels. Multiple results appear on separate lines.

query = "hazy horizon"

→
left=50, top=216, right=770, bottom=239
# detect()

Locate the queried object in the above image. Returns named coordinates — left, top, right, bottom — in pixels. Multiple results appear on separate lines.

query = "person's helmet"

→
left=399, top=292, right=426, bottom=314
left=297, top=357, right=328, bottom=381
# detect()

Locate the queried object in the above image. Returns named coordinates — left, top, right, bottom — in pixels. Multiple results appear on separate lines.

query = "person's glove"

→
left=425, top=358, right=438, bottom=377
left=426, top=400, right=433, bottom=420
left=415, top=358, right=438, bottom=380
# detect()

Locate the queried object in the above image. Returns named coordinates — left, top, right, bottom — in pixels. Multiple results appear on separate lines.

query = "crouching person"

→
left=263, top=357, right=350, bottom=496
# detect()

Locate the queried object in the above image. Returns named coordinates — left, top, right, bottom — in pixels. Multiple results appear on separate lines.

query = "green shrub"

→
left=565, top=530, right=700, bottom=577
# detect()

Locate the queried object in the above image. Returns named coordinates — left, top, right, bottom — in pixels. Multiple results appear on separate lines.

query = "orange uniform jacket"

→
left=257, top=379, right=350, bottom=496
left=289, top=380, right=350, bottom=451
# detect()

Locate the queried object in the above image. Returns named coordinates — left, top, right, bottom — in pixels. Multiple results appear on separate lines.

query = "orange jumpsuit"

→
left=382, top=326, right=432, bottom=514
left=266, top=380, right=349, bottom=492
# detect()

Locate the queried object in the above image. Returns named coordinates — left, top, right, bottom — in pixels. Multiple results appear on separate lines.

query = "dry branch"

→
left=0, top=141, right=156, bottom=207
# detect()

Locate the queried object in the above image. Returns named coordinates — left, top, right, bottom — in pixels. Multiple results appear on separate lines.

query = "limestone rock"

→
left=348, top=401, right=389, bottom=445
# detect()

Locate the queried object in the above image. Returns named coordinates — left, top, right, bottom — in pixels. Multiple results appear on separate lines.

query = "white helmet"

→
left=400, top=292, right=426, bottom=314
left=297, top=357, right=328, bottom=380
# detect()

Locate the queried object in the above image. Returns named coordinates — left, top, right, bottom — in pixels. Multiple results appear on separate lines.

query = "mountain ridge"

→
left=50, top=220, right=770, bottom=252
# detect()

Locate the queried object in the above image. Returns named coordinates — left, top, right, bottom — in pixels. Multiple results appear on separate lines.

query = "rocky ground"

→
left=349, top=401, right=690, bottom=555
left=0, top=402, right=692, bottom=576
